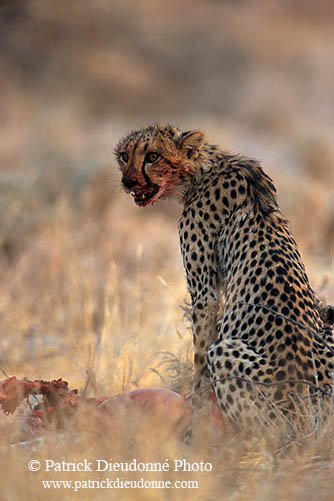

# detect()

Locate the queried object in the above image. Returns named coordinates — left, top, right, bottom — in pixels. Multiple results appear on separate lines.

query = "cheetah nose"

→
left=122, top=177, right=138, bottom=190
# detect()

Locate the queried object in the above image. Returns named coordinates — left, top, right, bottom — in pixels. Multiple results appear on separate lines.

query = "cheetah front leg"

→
left=185, top=298, right=220, bottom=443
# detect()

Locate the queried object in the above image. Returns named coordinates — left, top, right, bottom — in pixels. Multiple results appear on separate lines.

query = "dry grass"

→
left=0, top=1, right=334, bottom=499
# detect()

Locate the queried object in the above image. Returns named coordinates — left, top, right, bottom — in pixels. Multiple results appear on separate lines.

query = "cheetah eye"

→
left=145, top=152, right=160, bottom=164
left=119, top=152, right=129, bottom=163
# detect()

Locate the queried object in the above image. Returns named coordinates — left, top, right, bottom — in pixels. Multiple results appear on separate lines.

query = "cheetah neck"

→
left=179, top=143, right=224, bottom=201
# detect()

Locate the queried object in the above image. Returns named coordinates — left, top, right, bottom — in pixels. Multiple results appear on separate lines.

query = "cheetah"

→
left=115, top=124, right=334, bottom=435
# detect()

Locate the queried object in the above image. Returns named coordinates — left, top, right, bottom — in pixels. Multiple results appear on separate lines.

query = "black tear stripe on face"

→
left=141, top=158, right=153, bottom=186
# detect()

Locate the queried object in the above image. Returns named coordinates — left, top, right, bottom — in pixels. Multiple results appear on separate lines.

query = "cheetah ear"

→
left=179, top=130, right=205, bottom=158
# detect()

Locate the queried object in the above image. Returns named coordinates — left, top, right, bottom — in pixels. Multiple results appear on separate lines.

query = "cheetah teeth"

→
left=131, top=192, right=147, bottom=199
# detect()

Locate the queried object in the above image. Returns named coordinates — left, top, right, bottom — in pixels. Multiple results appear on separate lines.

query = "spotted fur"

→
left=116, top=125, right=334, bottom=433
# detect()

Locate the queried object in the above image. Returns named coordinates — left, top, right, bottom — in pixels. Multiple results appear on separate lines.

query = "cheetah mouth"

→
left=129, top=185, right=160, bottom=207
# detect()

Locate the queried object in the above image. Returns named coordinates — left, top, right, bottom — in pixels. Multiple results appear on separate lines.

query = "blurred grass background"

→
left=0, top=1, right=333, bottom=499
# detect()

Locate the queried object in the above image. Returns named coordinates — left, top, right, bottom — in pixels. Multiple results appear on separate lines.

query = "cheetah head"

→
left=115, top=125, right=205, bottom=207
